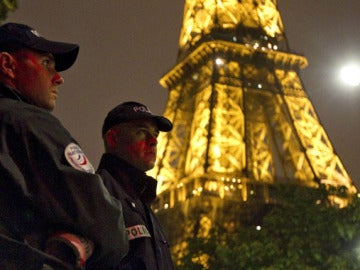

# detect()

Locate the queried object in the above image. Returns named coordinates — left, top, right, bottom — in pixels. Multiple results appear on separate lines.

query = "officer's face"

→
left=11, top=49, right=64, bottom=111
left=108, top=119, right=159, bottom=172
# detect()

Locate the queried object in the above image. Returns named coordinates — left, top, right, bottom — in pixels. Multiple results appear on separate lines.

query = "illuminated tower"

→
left=150, top=0, right=357, bottom=250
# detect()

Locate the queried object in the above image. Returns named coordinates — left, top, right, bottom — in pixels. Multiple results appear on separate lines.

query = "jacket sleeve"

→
left=1, top=107, right=128, bottom=266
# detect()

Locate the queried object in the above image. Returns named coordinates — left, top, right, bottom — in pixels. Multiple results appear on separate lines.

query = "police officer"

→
left=0, top=23, right=128, bottom=269
left=96, top=101, right=174, bottom=269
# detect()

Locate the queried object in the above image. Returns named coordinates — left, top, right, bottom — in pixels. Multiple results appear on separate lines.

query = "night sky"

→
left=6, top=1, right=360, bottom=186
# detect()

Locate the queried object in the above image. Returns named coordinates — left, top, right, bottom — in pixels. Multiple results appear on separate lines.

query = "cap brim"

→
left=118, top=113, right=173, bottom=132
left=102, top=111, right=173, bottom=136
left=154, top=116, right=173, bottom=132
left=31, top=38, right=79, bottom=72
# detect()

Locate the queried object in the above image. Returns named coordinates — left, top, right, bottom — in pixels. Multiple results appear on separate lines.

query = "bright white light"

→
left=215, top=58, right=224, bottom=66
left=340, top=64, right=360, bottom=87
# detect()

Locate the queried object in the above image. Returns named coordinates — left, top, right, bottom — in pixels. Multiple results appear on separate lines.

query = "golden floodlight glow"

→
left=153, top=0, right=358, bottom=260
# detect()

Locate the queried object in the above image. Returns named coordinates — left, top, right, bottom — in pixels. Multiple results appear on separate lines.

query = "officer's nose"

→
left=52, top=73, right=64, bottom=85
left=147, top=137, right=157, bottom=147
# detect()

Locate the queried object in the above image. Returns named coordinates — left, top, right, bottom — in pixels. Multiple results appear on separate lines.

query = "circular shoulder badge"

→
left=65, top=143, right=95, bottom=174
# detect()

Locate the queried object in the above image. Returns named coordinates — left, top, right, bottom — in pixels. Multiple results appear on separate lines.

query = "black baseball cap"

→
left=102, top=101, right=173, bottom=136
left=0, top=22, right=79, bottom=72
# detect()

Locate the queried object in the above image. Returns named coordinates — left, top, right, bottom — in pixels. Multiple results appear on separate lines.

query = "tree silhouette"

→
left=177, top=184, right=360, bottom=270
left=0, top=0, right=17, bottom=22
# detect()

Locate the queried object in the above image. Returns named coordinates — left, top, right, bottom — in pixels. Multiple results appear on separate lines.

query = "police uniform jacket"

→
left=96, top=153, right=174, bottom=270
left=0, top=84, right=128, bottom=269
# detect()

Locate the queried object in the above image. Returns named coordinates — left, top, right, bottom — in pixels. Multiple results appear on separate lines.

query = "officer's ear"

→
left=104, top=128, right=118, bottom=148
left=0, top=52, right=16, bottom=79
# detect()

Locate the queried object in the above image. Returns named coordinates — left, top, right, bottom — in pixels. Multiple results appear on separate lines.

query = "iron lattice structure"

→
left=149, top=0, right=357, bottom=249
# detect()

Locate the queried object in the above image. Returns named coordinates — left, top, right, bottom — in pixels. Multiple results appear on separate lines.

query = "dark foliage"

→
left=177, top=184, right=360, bottom=270
left=0, top=0, right=17, bottom=22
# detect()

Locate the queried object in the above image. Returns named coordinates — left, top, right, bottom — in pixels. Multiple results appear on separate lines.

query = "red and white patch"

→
left=65, top=143, right=95, bottom=174
left=126, top=225, right=151, bottom=240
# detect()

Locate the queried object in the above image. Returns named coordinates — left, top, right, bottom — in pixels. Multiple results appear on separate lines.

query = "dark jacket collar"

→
left=97, top=153, right=158, bottom=204
left=0, top=83, right=31, bottom=104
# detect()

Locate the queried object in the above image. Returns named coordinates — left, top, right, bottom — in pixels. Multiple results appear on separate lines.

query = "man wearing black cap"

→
left=0, top=23, right=128, bottom=269
left=95, top=101, right=174, bottom=269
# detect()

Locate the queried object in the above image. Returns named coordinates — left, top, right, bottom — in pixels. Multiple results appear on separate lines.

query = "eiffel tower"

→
left=149, top=0, right=357, bottom=252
